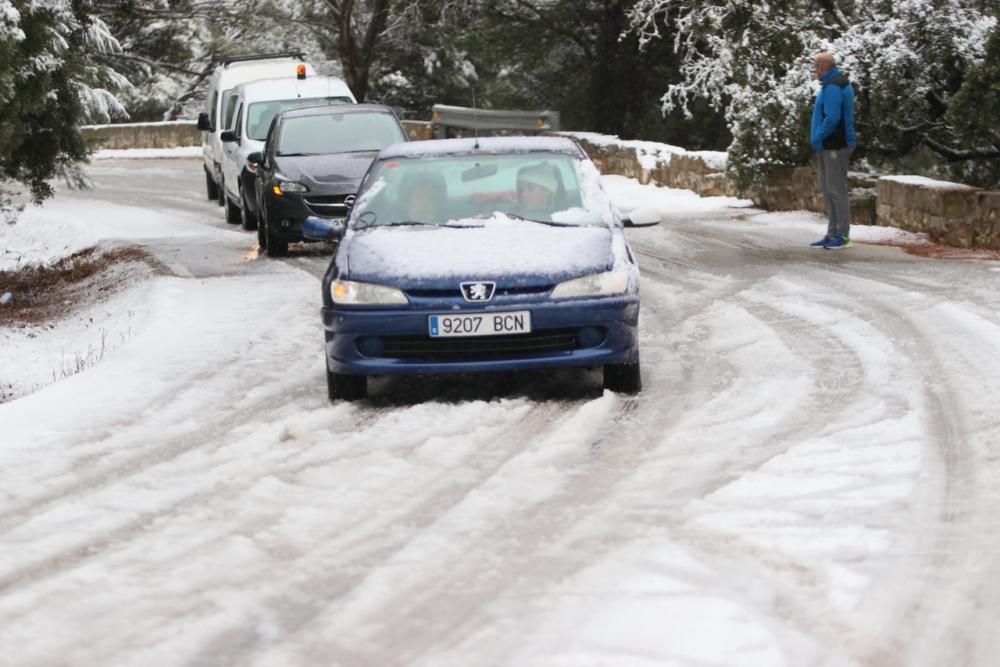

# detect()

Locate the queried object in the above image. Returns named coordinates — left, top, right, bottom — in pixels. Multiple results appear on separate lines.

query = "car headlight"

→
left=550, top=271, right=630, bottom=299
left=331, top=280, right=408, bottom=305
left=274, top=178, right=308, bottom=195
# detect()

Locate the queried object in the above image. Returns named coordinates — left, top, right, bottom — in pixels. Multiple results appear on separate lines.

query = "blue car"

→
left=304, top=136, right=661, bottom=400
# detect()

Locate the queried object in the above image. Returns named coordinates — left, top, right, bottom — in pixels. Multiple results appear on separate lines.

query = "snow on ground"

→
left=91, top=146, right=202, bottom=160
left=0, top=196, right=226, bottom=270
left=4, top=161, right=1000, bottom=666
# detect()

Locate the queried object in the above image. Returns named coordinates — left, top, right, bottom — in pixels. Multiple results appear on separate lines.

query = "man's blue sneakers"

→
left=810, top=236, right=831, bottom=248
left=824, top=235, right=852, bottom=250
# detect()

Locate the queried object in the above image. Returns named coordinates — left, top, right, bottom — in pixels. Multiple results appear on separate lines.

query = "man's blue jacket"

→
left=811, top=67, right=856, bottom=151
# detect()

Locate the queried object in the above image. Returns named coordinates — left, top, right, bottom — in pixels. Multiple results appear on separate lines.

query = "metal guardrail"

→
left=430, top=104, right=560, bottom=138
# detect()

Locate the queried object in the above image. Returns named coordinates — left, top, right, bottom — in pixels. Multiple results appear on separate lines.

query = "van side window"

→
left=210, top=92, right=219, bottom=129
left=223, top=93, right=239, bottom=130
left=234, top=104, right=244, bottom=137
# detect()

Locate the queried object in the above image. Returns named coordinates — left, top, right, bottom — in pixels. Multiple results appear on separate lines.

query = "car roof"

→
left=377, top=136, right=585, bottom=160
left=277, top=103, right=396, bottom=121
left=233, top=76, right=354, bottom=102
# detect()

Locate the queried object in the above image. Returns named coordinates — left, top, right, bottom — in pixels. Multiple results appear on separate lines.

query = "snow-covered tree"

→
left=0, top=0, right=128, bottom=218
left=630, top=0, right=1000, bottom=188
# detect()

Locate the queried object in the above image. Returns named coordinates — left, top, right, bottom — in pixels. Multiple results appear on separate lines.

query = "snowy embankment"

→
left=562, top=131, right=728, bottom=171
left=91, top=146, right=202, bottom=160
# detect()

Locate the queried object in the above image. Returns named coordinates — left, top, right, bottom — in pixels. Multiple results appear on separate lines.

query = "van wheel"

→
left=603, top=360, right=642, bottom=394
left=216, top=174, right=225, bottom=207
left=327, top=364, right=367, bottom=401
left=240, top=188, right=258, bottom=231
left=225, top=195, right=241, bottom=225
left=205, top=168, right=219, bottom=200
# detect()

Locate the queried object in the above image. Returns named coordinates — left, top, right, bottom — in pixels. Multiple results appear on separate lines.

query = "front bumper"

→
left=322, top=297, right=640, bottom=376
left=264, top=193, right=348, bottom=242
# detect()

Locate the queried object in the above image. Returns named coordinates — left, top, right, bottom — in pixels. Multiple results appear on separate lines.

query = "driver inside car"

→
left=397, top=171, right=447, bottom=223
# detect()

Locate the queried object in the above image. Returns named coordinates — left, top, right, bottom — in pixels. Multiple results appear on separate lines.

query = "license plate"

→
left=429, top=311, right=532, bottom=338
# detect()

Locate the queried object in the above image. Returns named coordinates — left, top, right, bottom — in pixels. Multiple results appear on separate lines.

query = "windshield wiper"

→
left=356, top=220, right=479, bottom=231
left=276, top=152, right=320, bottom=157
left=503, top=213, right=586, bottom=227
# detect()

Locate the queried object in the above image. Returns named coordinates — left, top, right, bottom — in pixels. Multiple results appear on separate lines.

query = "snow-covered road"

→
left=3, top=159, right=1000, bottom=666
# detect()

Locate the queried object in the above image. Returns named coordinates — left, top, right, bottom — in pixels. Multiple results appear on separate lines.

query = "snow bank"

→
left=81, top=120, right=197, bottom=130
left=880, top=175, right=978, bottom=190
left=562, top=131, right=728, bottom=171
left=0, top=197, right=222, bottom=270
left=91, top=146, right=202, bottom=160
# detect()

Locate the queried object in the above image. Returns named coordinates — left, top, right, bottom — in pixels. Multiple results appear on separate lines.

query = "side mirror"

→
left=220, top=129, right=238, bottom=143
left=197, top=112, right=212, bottom=132
left=623, top=206, right=661, bottom=228
left=246, top=151, right=264, bottom=172
left=303, top=216, right=345, bottom=242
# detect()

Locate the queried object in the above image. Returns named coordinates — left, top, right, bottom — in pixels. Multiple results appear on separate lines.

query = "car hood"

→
left=275, top=152, right=378, bottom=192
left=343, top=219, right=614, bottom=288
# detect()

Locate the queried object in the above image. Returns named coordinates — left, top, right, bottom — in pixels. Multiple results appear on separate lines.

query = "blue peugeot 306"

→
left=303, top=136, right=661, bottom=401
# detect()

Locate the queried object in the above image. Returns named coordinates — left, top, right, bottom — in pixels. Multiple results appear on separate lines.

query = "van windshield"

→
left=247, top=97, right=352, bottom=140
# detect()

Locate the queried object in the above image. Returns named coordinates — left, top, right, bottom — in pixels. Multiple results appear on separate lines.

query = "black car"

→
left=248, top=104, right=408, bottom=257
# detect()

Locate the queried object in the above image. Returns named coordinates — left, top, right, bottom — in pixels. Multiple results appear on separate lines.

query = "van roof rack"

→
left=221, top=52, right=306, bottom=67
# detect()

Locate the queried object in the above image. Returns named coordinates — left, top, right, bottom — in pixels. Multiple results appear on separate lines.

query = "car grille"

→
left=304, top=194, right=351, bottom=217
left=405, top=285, right=553, bottom=299
left=378, top=329, right=579, bottom=361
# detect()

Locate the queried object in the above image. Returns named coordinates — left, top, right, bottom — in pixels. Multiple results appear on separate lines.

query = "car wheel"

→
left=205, top=168, right=219, bottom=201
left=327, top=362, right=367, bottom=401
left=225, top=195, right=241, bottom=225
left=256, top=209, right=268, bottom=250
left=603, top=360, right=642, bottom=394
left=265, top=221, right=288, bottom=257
left=240, top=188, right=258, bottom=231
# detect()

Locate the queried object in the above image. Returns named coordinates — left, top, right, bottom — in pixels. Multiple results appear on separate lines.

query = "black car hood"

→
left=274, top=151, right=379, bottom=192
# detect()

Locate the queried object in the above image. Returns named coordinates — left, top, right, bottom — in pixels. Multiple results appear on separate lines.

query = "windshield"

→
left=350, top=152, right=614, bottom=228
left=247, top=97, right=352, bottom=140
left=277, top=112, right=405, bottom=156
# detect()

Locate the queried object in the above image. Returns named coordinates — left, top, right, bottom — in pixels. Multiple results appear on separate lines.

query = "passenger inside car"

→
left=515, top=163, right=564, bottom=221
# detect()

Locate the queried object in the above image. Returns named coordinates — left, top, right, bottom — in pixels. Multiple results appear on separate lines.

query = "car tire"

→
left=327, top=364, right=367, bottom=401
left=265, top=221, right=288, bottom=257
left=225, top=195, right=241, bottom=225
left=240, top=188, right=258, bottom=231
left=603, top=360, right=642, bottom=394
left=216, top=173, right=226, bottom=207
left=205, top=168, right=219, bottom=201
left=257, top=209, right=268, bottom=250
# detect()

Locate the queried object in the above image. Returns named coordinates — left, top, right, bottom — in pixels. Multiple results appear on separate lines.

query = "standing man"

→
left=810, top=52, right=857, bottom=250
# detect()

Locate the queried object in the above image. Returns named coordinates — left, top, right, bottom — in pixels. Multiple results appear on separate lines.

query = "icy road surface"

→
left=3, top=159, right=1000, bottom=666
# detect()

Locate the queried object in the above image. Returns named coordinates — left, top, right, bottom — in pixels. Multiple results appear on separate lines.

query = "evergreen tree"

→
left=0, top=0, right=126, bottom=219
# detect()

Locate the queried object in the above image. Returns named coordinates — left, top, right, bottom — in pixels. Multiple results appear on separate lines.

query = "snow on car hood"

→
left=343, top=216, right=614, bottom=287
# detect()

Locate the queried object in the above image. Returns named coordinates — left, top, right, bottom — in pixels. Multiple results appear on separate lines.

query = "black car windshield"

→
left=351, top=152, right=614, bottom=228
left=247, top=97, right=352, bottom=140
left=277, top=112, right=406, bottom=156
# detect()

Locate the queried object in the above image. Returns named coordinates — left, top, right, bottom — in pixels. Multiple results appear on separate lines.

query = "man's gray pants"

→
left=817, top=148, right=853, bottom=238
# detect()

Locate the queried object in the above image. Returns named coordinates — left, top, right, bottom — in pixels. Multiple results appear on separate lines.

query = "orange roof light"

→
left=296, top=64, right=307, bottom=80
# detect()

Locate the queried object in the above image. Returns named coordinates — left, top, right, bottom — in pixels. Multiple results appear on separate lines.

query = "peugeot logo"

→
left=460, top=281, right=496, bottom=302
left=344, top=194, right=356, bottom=208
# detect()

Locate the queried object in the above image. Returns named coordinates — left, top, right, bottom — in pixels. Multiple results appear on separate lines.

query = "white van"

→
left=197, top=53, right=317, bottom=205
left=218, top=75, right=356, bottom=229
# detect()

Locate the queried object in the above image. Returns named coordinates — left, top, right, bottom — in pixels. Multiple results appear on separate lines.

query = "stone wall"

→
left=80, top=121, right=200, bottom=149
left=570, top=132, right=1000, bottom=247
left=878, top=177, right=1000, bottom=248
